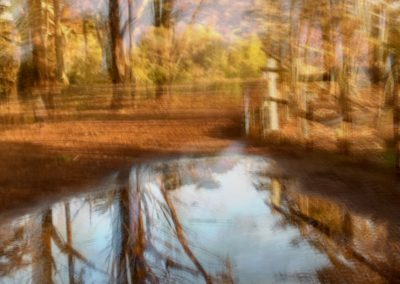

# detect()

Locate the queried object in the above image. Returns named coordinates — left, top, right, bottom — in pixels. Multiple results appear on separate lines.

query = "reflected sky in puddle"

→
left=0, top=151, right=397, bottom=283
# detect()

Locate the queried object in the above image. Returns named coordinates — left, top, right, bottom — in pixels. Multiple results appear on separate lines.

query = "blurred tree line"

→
left=0, top=0, right=266, bottom=95
left=2, top=0, right=400, bottom=169
left=0, top=0, right=399, bottom=93
left=1, top=0, right=398, bottom=94
left=242, top=0, right=400, bottom=171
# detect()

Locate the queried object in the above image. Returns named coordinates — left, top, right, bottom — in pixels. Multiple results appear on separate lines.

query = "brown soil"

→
left=0, top=83, right=399, bottom=220
left=0, top=89, right=244, bottom=218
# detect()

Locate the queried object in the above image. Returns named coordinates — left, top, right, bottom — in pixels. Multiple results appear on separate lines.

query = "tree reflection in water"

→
left=0, top=154, right=400, bottom=283
left=100, top=161, right=234, bottom=283
left=263, top=178, right=400, bottom=283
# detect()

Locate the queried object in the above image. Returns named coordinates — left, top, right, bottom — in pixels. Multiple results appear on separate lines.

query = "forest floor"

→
left=0, top=84, right=399, bottom=219
left=0, top=88, right=244, bottom=217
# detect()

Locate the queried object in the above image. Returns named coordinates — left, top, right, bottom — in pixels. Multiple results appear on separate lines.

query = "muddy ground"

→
left=0, top=87, right=244, bottom=217
left=0, top=84, right=399, bottom=221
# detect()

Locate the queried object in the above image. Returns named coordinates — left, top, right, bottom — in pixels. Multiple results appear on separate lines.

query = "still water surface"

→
left=0, top=149, right=398, bottom=283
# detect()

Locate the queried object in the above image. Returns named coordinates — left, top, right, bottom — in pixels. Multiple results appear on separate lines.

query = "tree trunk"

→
left=127, top=0, right=134, bottom=82
left=153, top=0, right=174, bottom=95
left=160, top=181, right=212, bottom=284
left=161, top=0, right=173, bottom=29
left=270, top=179, right=282, bottom=208
left=337, top=2, right=354, bottom=154
left=390, top=54, right=400, bottom=175
left=53, top=0, right=68, bottom=85
left=33, top=209, right=53, bottom=284
left=0, top=1, right=19, bottom=96
left=65, top=203, right=75, bottom=284
left=109, top=0, right=126, bottom=84
left=28, top=0, right=48, bottom=87
left=115, top=168, right=147, bottom=283
left=321, top=1, right=336, bottom=96
left=83, top=19, right=89, bottom=63
left=369, top=4, right=387, bottom=84
left=266, top=58, right=280, bottom=132
left=338, top=57, right=352, bottom=154
left=153, top=0, right=161, bottom=27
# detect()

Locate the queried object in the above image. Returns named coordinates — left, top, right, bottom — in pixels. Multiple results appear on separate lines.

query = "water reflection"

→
left=1, top=153, right=399, bottom=283
left=268, top=181, right=400, bottom=283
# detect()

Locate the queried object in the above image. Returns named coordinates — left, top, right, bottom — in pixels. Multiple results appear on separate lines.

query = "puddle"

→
left=1, top=152, right=398, bottom=283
